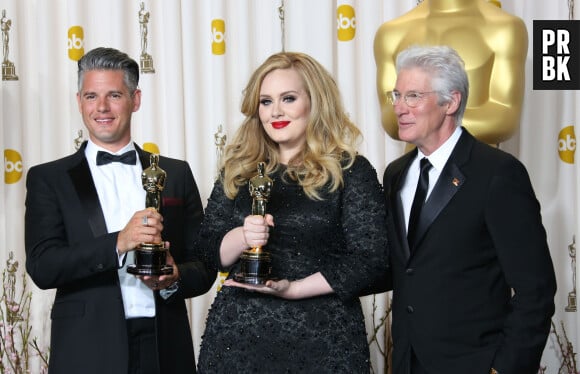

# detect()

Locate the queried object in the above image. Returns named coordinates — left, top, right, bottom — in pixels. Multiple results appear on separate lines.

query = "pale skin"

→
left=394, top=67, right=461, bottom=155
left=221, top=68, right=333, bottom=298
left=76, top=69, right=178, bottom=289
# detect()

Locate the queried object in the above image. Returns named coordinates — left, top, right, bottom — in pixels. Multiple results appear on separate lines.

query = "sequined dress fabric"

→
left=197, top=156, right=388, bottom=373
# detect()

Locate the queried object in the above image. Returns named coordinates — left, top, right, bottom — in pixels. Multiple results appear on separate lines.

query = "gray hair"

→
left=396, top=45, right=469, bottom=124
left=77, top=47, right=139, bottom=94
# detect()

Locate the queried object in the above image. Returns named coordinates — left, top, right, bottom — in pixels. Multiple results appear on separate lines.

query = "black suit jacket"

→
left=24, top=142, right=216, bottom=374
left=383, top=128, right=556, bottom=374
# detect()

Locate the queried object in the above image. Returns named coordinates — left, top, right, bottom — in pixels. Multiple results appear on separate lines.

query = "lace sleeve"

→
left=321, top=156, right=389, bottom=301
left=197, top=180, right=239, bottom=272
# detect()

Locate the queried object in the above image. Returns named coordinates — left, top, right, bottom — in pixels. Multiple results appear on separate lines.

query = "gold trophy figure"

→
left=138, top=2, right=155, bottom=73
left=73, top=129, right=84, bottom=151
left=235, top=162, right=274, bottom=284
left=1, top=9, right=18, bottom=81
left=214, top=124, right=227, bottom=180
left=128, top=154, right=173, bottom=275
left=566, top=236, right=577, bottom=312
left=1, top=10, right=10, bottom=63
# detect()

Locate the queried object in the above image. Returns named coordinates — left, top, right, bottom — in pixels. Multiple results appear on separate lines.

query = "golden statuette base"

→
left=140, top=54, right=155, bottom=73
left=565, top=291, right=577, bottom=312
left=2, top=61, right=18, bottom=81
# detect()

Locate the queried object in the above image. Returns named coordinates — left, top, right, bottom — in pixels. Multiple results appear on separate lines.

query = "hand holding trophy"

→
left=128, top=153, right=173, bottom=275
left=235, top=162, right=274, bottom=284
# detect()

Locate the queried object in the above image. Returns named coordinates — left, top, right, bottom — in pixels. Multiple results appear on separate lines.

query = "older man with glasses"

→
left=379, top=44, right=556, bottom=374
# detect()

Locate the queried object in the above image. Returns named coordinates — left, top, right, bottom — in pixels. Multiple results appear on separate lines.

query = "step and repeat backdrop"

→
left=0, top=0, right=578, bottom=372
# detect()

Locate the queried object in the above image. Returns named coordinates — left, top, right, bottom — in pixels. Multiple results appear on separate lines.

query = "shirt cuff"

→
left=159, top=281, right=179, bottom=300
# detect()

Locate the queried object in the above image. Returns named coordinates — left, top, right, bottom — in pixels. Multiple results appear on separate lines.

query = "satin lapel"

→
left=68, top=155, right=108, bottom=237
left=413, top=128, right=472, bottom=247
left=391, top=151, right=416, bottom=261
left=392, top=183, right=410, bottom=261
left=413, top=163, right=464, bottom=246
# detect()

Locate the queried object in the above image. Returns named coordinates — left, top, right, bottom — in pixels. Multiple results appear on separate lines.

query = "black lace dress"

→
left=197, top=156, right=388, bottom=373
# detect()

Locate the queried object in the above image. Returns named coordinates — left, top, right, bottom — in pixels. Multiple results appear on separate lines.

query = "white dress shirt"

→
left=400, top=126, right=463, bottom=231
left=85, top=140, right=156, bottom=318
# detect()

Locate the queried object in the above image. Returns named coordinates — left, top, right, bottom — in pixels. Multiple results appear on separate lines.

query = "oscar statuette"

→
left=1, top=9, right=18, bottom=81
left=566, top=236, right=577, bottom=312
left=138, top=2, right=155, bottom=73
left=235, top=162, right=274, bottom=284
left=127, top=154, right=173, bottom=275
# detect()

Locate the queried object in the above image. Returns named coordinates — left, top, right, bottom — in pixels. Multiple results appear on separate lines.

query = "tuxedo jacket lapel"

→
left=411, top=128, right=471, bottom=249
left=394, top=190, right=410, bottom=260
left=68, top=150, right=108, bottom=238
left=414, top=163, right=464, bottom=246
left=389, top=129, right=473, bottom=257
left=66, top=142, right=152, bottom=239
left=388, top=150, right=416, bottom=261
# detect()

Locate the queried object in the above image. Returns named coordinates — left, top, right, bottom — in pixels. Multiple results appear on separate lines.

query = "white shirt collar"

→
left=417, top=126, right=463, bottom=171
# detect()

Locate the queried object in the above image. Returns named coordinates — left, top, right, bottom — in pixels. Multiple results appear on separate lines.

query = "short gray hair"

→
left=396, top=45, right=469, bottom=124
left=77, top=47, right=139, bottom=94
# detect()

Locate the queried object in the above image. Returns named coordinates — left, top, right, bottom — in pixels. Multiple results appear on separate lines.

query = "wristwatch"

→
left=490, top=369, right=499, bottom=374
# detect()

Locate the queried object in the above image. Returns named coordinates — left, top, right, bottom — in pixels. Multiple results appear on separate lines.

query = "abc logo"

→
left=4, top=149, right=23, bottom=184
left=68, top=26, right=85, bottom=61
left=337, top=5, right=356, bottom=42
left=558, top=125, right=576, bottom=164
left=211, top=19, right=226, bottom=55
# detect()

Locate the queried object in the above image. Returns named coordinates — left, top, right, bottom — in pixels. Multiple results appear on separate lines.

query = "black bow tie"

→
left=96, top=150, right=137, bottom=166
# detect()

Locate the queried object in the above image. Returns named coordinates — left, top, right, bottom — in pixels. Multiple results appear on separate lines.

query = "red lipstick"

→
left=272, top=121, right=290, bottom=129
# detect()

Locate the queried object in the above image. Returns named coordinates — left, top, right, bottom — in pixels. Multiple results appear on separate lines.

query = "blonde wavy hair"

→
left=221, top=52, right=361, bottom=200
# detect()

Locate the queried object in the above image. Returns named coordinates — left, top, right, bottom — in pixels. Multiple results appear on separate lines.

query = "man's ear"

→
left=446, top=90, right=461, bottom=115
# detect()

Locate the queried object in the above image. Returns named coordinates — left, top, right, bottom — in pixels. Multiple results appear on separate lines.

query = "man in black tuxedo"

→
left=382, top=45, right=556, bottom=374
left=25, top=47, right=215, bottom=374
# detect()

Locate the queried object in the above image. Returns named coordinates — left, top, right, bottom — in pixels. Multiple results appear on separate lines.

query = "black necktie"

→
left=96, top=150, right=137, bottom=166
left=407, top=157, right=432, bottom=249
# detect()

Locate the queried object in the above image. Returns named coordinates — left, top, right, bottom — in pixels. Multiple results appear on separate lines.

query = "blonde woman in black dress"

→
left=197, top=51, right=388, bottom=373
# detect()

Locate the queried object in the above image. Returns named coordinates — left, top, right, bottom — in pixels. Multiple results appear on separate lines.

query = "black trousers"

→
left=126, top=317, right=160, bottom=374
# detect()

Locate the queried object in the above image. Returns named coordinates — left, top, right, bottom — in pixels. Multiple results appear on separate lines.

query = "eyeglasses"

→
left=385, top=91, right=437, bottom=108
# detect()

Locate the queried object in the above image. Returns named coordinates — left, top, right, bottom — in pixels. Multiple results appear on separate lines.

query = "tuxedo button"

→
left=405, top=268, right=414, bottom=275
left=96, top=263, right=104, bottom=270
left=406, top=306, right=414, bottom=313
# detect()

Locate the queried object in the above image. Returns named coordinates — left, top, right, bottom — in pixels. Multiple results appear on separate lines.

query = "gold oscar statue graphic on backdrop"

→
left=1, top=9, right=18, bottom=81
left=235, top=162, right=274, bottom=284
left=138, top=2, right=155, bottom=74
left=128, top=154, right=172, bottom=275
left=214, top=125, right=229, bottom=289
left=214, top=124, right=227, bottom=180
left=74, top=129, right=84, bottom=151
left=566, top=236, right=577, bottom=312
left=374, top=0, right=527, bottom=145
